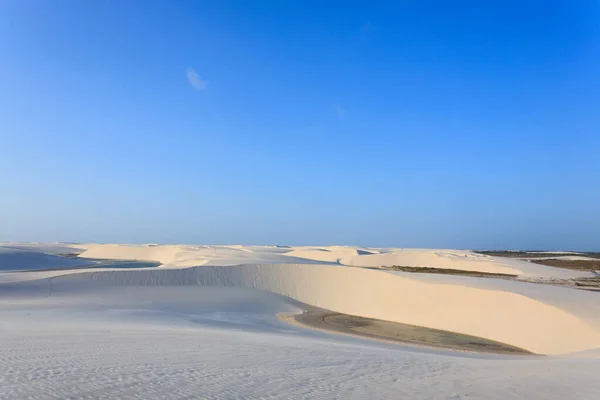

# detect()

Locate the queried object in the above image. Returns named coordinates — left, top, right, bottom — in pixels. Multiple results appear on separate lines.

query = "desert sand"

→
left=1, top=243, right=599, bottom=399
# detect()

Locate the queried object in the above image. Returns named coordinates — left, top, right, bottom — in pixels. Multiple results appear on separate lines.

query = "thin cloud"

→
left=335, top=104, right=346, bottom=118
left=360, top=21, right=377, bottom=42
left=186, top=67, right=208, bottom=90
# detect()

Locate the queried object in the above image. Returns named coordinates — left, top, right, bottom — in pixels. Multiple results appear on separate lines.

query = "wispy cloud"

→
left=186, top=67, right=208, bottom=90
left=334, top=104, right=346, bottom=118
left=360, top=21, right=377, bottom=43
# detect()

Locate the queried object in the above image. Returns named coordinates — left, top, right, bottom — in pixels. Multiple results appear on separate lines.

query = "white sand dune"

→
left=47, top=263, right=599, bottom=355
left=338, top=249, right=525, bottom=273
left=72, top=244, right=593, bottom=278
left=1, top=243, right=600, bottom=399
left=78, top=243, right=335, bottom=268
left=285, top=247, right=591, bottom=278
left=3, top=243, right=599, bottom=354
left=283, top=247, right=364, bottom=262
left=79, top=243, right=210, bottom=267
left=3, top=282, right=599, bottom=400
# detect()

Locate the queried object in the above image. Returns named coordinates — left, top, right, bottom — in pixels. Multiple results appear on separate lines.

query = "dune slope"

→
left=2, top=243, right=600, bottom=399
left=55, top=262, right=600, bottom=355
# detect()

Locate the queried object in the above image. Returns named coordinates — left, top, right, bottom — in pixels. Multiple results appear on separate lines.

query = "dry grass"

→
left=474, top=250, right=600, bottom=260
left=293, top=310, right=533, bottom=355
left=386, top=265, right=517, bottom=278
left=529, top=259, right=600, bottom=272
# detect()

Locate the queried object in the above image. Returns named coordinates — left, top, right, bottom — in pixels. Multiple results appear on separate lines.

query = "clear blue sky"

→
left=1, top=1, right=599, bottom=250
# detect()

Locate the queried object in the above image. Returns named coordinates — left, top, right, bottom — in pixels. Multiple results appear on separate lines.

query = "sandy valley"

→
left=1, top=243, right=599, bottom=399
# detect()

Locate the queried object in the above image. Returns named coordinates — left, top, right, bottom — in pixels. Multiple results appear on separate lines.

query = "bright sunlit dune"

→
left=2, top=243, right=600, bottom=399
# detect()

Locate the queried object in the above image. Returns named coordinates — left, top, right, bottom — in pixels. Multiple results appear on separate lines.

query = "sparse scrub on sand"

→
left=475, top=250, right=600, bottom=260
left=385, top=265, right=518, bottom=278
left=529, top=259, right=600, bottom=272
left=474, top=250, right=600, bottom=272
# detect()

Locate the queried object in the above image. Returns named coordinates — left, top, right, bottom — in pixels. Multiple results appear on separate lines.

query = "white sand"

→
left=1, top=243, right=599, bottom=399
left=283, top=247, right=593, bottom=278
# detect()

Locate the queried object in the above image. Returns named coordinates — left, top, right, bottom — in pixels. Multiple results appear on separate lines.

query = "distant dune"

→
left=1, top=243, right=598, bottom=354
left=2, top=243, right=600, bottom=399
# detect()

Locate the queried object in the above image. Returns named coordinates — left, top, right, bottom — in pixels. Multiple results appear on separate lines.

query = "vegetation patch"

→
left=386, top=265, right=517, bottom=278
left=474, top=250, right=600, bottom=259
left=528, top=259, right=600, bottom=272
left=473, top=250, right=600, bottom=272
left=293, top=310, right=534, bottom=355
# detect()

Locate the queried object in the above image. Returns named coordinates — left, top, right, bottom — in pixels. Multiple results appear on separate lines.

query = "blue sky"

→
left=1, top=1, right=599, bottom=250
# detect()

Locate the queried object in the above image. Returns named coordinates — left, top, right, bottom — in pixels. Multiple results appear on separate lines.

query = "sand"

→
left=1, top=243, right=600, bottom=399
left=288, top=310, right=532, bottom=355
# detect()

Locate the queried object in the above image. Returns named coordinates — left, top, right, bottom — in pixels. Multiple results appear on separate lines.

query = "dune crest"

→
left=3, top=243, right=600, bottom=355
left=62, top=262, right=599, bottom=355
